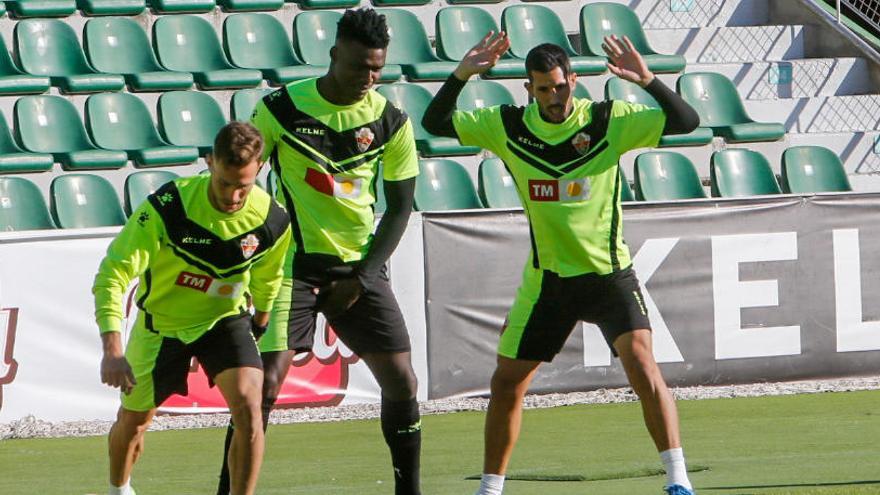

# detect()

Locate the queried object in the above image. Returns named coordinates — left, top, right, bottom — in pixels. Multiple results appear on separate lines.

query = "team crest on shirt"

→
left=355, top=127, right=375, bottom=152
left=572, top=132, right=592, bottom=155
left=240, top=234, right=260, bottom=259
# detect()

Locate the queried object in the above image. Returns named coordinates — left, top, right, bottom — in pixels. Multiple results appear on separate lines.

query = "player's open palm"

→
left=603, top=35, right=654, bottom=87
left=455, top=31, right=510, bottom=79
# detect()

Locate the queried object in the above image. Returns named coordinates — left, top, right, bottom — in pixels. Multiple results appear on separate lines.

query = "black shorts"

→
left=124, top=312, right=263, bottom=411
left=274, top=253, right=411, bottom=356
left=499, top=265, right=652, bottom=362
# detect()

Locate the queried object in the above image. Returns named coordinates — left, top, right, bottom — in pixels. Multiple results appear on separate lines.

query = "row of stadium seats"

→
left=0, top=3, right=681, bottom=94
left=0, top=72, right=785, bottom=174
left=0, top=145, right=851, bottom=231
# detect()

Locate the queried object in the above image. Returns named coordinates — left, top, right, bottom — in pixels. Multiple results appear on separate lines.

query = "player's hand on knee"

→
left=316, top=277, right=363, bottom=319
left=101, top=353, right=136, bottom=395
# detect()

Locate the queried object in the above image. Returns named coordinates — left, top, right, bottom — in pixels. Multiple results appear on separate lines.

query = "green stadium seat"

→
left=781, top=145, right=852, bottom=193
left=157, top=91, right=227, bottom=156
left=377, top=83, right=480, bottom=157
left=457, top=79, right=515, bottom=110
left=86, top=93, right=199, bottom=168
left=604, top=77, right=713, bottom=147
left=77, top=0, right=146, bottom=16
left=373, top=172, right=387, bottom=214
left=678, top=72, right=785, bottom=143
left=0, top=3, right=6, bottom=16
left=224, top=13, right=324, bottom=85
left=478, top=158, right=520, bottom=208
left=573, top=81, right=591, bottom=100
left=435, top=6, right=525, bottom=78
left=8, top=0, right=76, bottom=18
left=0, top=32, right=50, bottom=95
left=447, top=0, right=502, bottom=4
left=373, top=0, right=429, bottom=6
left=0, top=112, right=54, bottom=173
left=231, top=88, right=272, bottom=121
left=293, top=11, right=402, bottom=83
left=0, top=177, right=55, bottom=231
left=710, top=148, right=781, bottom=197
left=414, top=159, right=482, bottom=211
left=502, top=5, right=606, bottom=76
left=383, top=9, right=456, bottom=81
left=634, top=151, right=706, bottom=201
left=50, top=174, right=126, bottom=228
left=619, top=168, right=635, bottom=202
left=153, top=15, right=263, bottom=90
left=293, top=0, right=358, bottom=9
left=124, top=170, right=179, bottom=215
left=149, top=0, right=216, bottom=13
left=14, top=20, right=125, bottom=94
left=84, top=17, right=194, bottom=92
left=580, top=3, right=685, bottom=74
left=217, top=0, right=283, bottom=11
left=15, top=95, right=129, bottom=170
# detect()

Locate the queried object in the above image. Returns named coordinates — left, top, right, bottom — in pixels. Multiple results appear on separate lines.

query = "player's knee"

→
left=262, top=370, right=283, bottom=399
left=116, top=409, right=152, bottom=438
left=490, top=371, right=529, bottom=397
left=382, top=367, right=418, bottom=400
left=229, top=399, right=262, bottom=437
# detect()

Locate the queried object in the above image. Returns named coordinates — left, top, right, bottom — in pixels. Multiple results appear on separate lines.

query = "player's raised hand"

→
left=453, top=31, right=510, bottom=80
left=602, top=35, right=654, bottom=87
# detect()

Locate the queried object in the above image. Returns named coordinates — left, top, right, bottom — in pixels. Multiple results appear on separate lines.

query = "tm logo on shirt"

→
left=305, top=168, right=362, bottom=199
left=176, top=272, right=243, bottom=299
left=528, top=178, right=590, bottom=202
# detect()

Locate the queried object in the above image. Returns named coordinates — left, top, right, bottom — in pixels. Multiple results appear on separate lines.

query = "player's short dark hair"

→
left=525, top=43, right=572, bottom=80
left=213, top=122, right=263, bottom=167
left=336, top=8, right=390, bottom=49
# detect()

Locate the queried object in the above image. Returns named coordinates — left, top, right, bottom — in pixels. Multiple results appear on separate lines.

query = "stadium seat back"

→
left=457, top=80, right=515, bottom=111
left=580, top=2, right=653, bottom=57
left=154, top=16, right=235, bottom=72
left=86, top=92, right=166, bottom=152
left=15, top=95, right=94, bottom=153
left=573, top=82, right=591, bottom=100
left=605, top=77, right=659, bottom=107
left=293, top=11, right=341, bottom=66
left=711, top=149, right=781, bottom=197
left=502, top=5, right=577, bottom=58
left=634, top=151, right=706, bottom=201
left=376, top=83, right=432, bottom=140
left=158, top=91, right=227, bottom=153
left=436, top=6, right=501, bottom=61
left=0, top=177, right=55, bottom=231
left=232, top=88, right=272, bottom=121
left=619, top=168, right=635, bottom=202
left=382, top=9, right=439, bottom=64
left=781, top=146, right=852, bottom=193
left=50, top=174, right=126, bottom=228
left=478, top=158, right=520, bottom=208
left=224, top=13, right=300, bottom=70
left=677, top=72, right=751, bottom=127
left=125, top=170, right=179, bottom=215
left=415, top=159, right=482, bottom=211
left=15, top=20, right=95, bottom=76
left=77, top=0, right=147, bottom=16
left=84, top=17, right=163, bottom=74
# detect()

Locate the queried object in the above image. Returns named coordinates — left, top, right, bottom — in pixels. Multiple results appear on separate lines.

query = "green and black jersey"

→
left=93, top=175, right=292, bottom=344
left=251, top=78, right=419, bottom=262
left=453, top=98, right=664, bottom=276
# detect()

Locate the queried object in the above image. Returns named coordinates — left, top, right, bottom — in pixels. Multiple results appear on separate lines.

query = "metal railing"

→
left=834, top=0, right=880, bottom=31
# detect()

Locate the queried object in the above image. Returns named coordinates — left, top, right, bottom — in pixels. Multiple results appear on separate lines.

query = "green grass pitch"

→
left=2, top=390, right=880, bottom=494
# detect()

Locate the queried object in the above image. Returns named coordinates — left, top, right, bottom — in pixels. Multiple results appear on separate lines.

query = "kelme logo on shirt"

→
left=572, top=132, right=592, bottom=155
left=304, top=168, right=363, bottom=199
left=355, top=127, right=375, bottom=152
left=528, top=178, right=590, bottom=202
left=240, top=234, right=259, bottom=259
left=175, top=272, right=243, bottom=299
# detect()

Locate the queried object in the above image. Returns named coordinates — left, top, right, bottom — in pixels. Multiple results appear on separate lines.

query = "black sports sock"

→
left=216, top=396, right=276, bottom=495
left=380, top=397, right=422, bottom=495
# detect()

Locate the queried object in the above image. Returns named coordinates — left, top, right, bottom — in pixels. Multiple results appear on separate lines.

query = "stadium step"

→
left=744, top=94, right=880, bottom=134
left=647, top=25, right=806, bottom=63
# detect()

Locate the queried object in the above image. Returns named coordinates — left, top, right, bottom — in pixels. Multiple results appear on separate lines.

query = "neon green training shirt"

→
left=251, top=78, right=419, bottom=262
left=453, top=98, right=665, bottom=276
left=93, top=175, right=292, bottom=344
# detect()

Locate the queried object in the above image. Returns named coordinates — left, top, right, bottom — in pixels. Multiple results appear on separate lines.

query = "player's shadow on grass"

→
left=705, top=479, right=880, bottom=490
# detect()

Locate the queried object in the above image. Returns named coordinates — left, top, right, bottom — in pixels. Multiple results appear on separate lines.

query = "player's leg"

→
left=328, top=266, right=421, bottom=495
left=476, top=267, right=578, bottom=495
left=110, top=319, right=192, bottom=495
left=196, top=314, right=266, bottom=495
left=600, top=267, right=693, bottom=494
